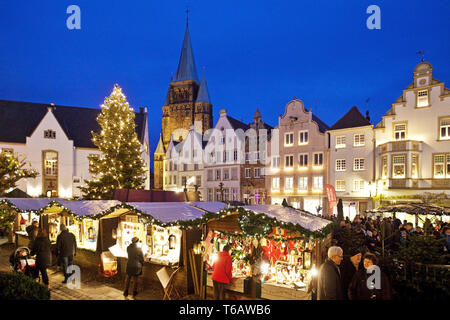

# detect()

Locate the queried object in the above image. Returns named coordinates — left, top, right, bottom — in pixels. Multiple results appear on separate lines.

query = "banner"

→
left=325, top=184, right=337, bottom=215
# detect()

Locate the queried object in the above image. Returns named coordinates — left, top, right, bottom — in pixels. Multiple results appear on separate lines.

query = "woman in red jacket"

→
left=212, top=244, right=233, bottom=300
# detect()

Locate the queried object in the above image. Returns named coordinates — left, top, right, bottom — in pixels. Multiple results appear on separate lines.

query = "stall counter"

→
left=259, top=281, right=311, bottom=300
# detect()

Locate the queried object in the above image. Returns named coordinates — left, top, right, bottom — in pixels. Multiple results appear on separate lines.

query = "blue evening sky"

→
left=1, top=1, right=449, bottom=170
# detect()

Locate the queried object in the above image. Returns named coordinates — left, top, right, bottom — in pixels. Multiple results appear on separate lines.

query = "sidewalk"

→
left=0, top=243, right=164, bottom=300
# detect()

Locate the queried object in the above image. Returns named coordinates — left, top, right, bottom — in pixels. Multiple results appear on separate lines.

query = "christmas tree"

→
left=80, top=84, right=147, bottom=199
left=0, top=152, right=38, bottom=196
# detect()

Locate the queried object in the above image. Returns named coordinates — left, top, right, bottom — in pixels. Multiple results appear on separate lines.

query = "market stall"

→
left=201, top=204, right=333, bottom=300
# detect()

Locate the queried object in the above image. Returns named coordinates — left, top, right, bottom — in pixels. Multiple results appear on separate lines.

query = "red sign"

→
left=325, top=184, right=337, bottom=215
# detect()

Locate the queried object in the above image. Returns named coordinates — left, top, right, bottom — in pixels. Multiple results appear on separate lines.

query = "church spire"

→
left=196, top=71, right=211, bottom=103
left=173, top=21, right=199, bottom=83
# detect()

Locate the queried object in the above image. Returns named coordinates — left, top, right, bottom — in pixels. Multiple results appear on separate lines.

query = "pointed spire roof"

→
left=173, top=23, right=199, bottom=83
left=155, top=133, right=166, bottom=154
left=330, top=106, right=372, bottom=130
left=196, top=72, right=211, bottom=103
left=253, top=106, right=261, bottom=122
left=164, top=88, right=170, bottom=106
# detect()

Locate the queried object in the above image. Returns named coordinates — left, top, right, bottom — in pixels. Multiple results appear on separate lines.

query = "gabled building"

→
left=203, top=109, right=249, bottom=202
left=328, top=106, right=374, bottom=219
left=266, top=98, right=329, bottom=214
left=154, top=21, right=213, bottom=190
left=374, top=61, right=450, bottom=198
left=0, top=100, right=150, bottom=198
left=163, top=125, right=206, bottom=197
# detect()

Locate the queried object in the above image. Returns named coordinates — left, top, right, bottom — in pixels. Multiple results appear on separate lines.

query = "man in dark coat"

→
left=31, top=228, right=52, bottom=287
left=26, top=220, right=39, bottom=247
left=317, top=246, right=344, bottom=300
left=340, top=248, right=362, bottom=300
left=56, top=224, right=77, bottom=284
left=124, top=237, right=145, bottom=299
left=348, top=252, right=392, bottom=300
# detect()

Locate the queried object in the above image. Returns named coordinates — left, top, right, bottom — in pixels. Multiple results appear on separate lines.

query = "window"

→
left=313, top=176, right=323, bottom=190
left=440, top=119, right=450, bottom=140
left=354, top=158, right=365, bottom=171
left=272, top=156, right=280, bottom=168
left=207, top=169, right=213, bottom=181
left=417, top=89, right=429, bottom=107
left=285, top=133, right=294, bottom=146
left=434, top=155, right=445, bottom=178
left=169, top=161, right=173, bottom=171
left=181, top=176, right=187, bottom=187
left=208, top=189, right=213, bottom=201
left=353, top=180, right=365, bottom=191
left=272, top=177, right=280, bottom=189
left=393, top=155, right=406, bottom=178
left=254, top=152, right=260, bottom=161
left=220, top=136, right=225, bottom=144
left=216, top=169, right=221, bottom=181
left=354, top=134, right=365, bottom=147
left=223, top=169, right=230, bottom=180
left=298, top=177, right=308, bottom=191
left=174, top=163, right=178, bottom=171
left=216, top=151, right=221, bottom=163
left=245, top=168, right=251, bottom=178
left=285, top=177, right=294, bottom=191
left=298, top=131, right=309, bottom=145
left=411, top=155, right=418, bottom=178
left=173, top=176, right=177, bottom=185
left=394, top=124, right=406, bottom=141
left=44, top=130, right=56, bottom=139
left=183, top=163, right=188, bottom=171
left=215, top=188, right=221, bottom=201
left=313, top=153, right=323, bottom=166
left=245, top=153, right=250, bottom=162
left=447, top=155, right=450, bottom=179
left=335, top=180, right=345, bottom=191
left=194, top=164, right=199, bottom=170
left=234, top=150, right=238, bottom=161
left=223, top=151, right=228, bottom=163
left=44, top=151, right=58, bottom=176
left=382, top=156, right=388, bottom=178
left=231, top=168, right=238, bottom=180
left=254, top=168, right=261, bottom=178
left=335, top=159, right=346, bottom=171
left=196, top=175, right=202, bottom=186
left=285, top=155, right=294, bottom=168
left=336, top=136, right=346, bottom=149
left=223, top=188, right=230, bottom=201
left=299, top=154, right=308, bottom=167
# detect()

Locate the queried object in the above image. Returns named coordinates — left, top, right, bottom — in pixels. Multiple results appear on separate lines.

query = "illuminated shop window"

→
left=393, top=155, right=406, bottom=178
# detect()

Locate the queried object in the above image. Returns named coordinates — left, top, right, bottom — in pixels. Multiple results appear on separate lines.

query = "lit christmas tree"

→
left=80, top=84, right=147, bottom=199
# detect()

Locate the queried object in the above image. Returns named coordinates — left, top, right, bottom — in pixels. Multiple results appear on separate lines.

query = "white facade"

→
left=0, top=106, right=150, bottom=198
left=374, top=61, right=450, bottom=197
left=328, top=123, right=374, bottom=219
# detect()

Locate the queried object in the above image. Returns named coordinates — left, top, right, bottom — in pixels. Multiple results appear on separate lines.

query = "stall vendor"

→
left=212, top=244, right=233, bottom=300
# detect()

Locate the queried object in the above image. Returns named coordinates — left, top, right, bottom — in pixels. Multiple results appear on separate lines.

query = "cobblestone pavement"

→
left=0, top=242, right=164, bottom=300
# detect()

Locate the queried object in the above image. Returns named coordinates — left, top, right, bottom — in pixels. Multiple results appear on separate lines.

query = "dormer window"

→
left=44, top=130, right=56, bottom=139
left=417, top=89, right=429, bottom=107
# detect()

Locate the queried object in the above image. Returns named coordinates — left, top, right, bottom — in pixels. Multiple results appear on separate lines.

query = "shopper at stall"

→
left=123, top=237, right=144, bottom=299
left=30, top=228, right=52, bottom=288
left=211, top=244, right=233, bottom=300
left=56, top=224, right=77, bottom=284
left=26, top=219, right=39, bottom=247
left=348, top=252, right=392, bottom=300
left=317, top=246, right=344, bottom=300
left=340, top=248, right=362, bottom=300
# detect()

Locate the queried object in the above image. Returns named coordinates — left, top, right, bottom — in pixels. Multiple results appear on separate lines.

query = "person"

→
left=56, top=224, right=77, bottom=284
left=366, top=229, right=381, bottom=252
left=211, top=244, right=233, bottom=300
left=317, top=246, right=344, bottom=300
left=348, top=252, right=392, bottom=300
left=442, top=227, right=450, bottom=252
left=26, top=220, right=39, bottom=247
left=393, top=217, right=402, bottom=230
left=340, top=248, right=362, bottom=300
left=30, top=228, right=52, bottom=288
left=123, top=237, right=144, bottom=298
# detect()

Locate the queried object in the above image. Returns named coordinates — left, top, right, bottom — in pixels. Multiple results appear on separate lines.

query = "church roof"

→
left=329, top=106, right=371, bottom=130
left=0, top=100, right=147, bottom=148
left=196, top=73, right=211, bottom=103
left=173, top=23, right=199, bottom=83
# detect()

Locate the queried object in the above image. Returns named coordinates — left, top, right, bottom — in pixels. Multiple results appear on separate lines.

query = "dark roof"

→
left=312, top=114, right=330, bottom=133
left=0, top=100, right=147, bottom=148
left=226, top=116, right=250, bottom=131
left=173, top=23, right=199, bottom=83
left=330, top=106, right=371, bottom=130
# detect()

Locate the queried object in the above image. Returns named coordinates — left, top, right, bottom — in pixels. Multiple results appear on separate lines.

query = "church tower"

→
left=154, top=20, right=213, bottom=189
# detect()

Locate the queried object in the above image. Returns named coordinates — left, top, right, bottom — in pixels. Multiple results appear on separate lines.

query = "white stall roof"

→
left=189, top=201, right=228, bottom=213
left=127, top=202, right=206, bottom=223
left=56, top=200, right=121, bottom=217
left=0, top=198, right=61, bottom=211
left=243, top=204, right=332, bottom=232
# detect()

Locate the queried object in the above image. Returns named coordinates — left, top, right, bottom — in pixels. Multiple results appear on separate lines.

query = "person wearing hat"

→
left=339, top=247, right=363, bottom=300
left=56, top=224, right=77, bottom=284
left=124, top=237, right=145, bottom=299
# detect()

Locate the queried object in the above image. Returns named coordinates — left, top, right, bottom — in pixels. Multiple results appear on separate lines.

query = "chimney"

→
left=139, top=107, right=144, bottom=114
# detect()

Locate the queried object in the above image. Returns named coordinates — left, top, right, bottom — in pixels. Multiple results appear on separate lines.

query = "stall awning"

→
left=0, top=198, right=61, bottom=211
left=375, top=203, right=450, bottom=216
left=243, top=205, right=332, bottom=232
left=189, top=201, right=228, bottom=213
left=56, top=200, right=121, bottom=217
left=127, top=202, right=206, bottom=223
